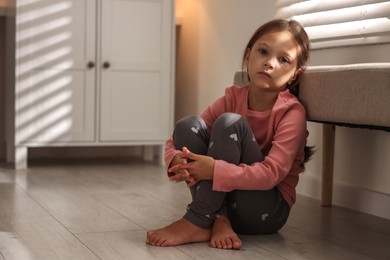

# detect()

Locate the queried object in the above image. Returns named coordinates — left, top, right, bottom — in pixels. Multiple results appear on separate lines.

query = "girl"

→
left=146, top=19, right=313, bottom=250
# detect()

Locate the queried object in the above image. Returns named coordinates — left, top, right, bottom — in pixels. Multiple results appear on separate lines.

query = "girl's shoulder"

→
left=274, top=90, right=306, bottom=118
left=278, top=90, right=304, bottom=108
left=224, top=85, right=249, bottom=110
left=225, top=85, right=249, bottom=98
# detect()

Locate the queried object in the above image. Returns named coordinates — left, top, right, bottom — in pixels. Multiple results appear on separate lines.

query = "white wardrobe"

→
left=7, top=0, right=175, bottom=168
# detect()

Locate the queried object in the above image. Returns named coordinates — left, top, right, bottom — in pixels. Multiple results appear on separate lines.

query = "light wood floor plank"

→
left=288, top=202, right=390, bottom=259
left=69, top=162, right=192, bottom=208
left=0, top=159, right=389, bottom=259
left=12, top=166, right=142, bottom=234
left=91, top=191, right=185, bottom=230
left=28, top=187, right=141, bottom=234
left=77, top=230, right=192, bottom=260
left=175, top=241, right=285, bottom=259
left=294, top=195, right=390, bottom=235
left=242, top=225, right=375, bottom=260
left=0, top=183, right=98, bottom=260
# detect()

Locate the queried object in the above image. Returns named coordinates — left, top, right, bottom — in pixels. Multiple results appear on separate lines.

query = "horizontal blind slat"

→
left=274, top=0, right=390, bottom=49
left=292, top=2, right=390, bottom=27
left=306, top=18, right=390, bottom=41
left=312, top=35, right=390, bottom=49
left=275, top=0, right=306, bottom=9
left=275, top=0, right=389, bottom=18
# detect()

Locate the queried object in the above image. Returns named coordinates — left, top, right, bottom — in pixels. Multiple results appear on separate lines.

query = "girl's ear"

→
left=288, top=68, right=303, bottom=84
left=244, top=48, right=251, bottom=64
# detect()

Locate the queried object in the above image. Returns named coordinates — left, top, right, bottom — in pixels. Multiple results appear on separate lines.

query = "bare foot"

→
left=146, top=218, right=211, bottom=247
left=210, top=215, right=242, bottom=250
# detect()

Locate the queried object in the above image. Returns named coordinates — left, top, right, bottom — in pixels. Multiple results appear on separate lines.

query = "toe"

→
left=233, top=240, right=242, bottom=250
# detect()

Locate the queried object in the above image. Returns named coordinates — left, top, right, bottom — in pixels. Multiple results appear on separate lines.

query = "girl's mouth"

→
left=258, top=71, right=271, bottom=78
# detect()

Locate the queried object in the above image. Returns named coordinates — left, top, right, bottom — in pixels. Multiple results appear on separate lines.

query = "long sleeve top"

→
left=165, top=85, right=308, bottom=207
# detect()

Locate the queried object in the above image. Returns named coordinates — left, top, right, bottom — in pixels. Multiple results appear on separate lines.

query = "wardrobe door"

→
left=99, top=0, right=174, bottom=142
left=15, top=0, right=96, bottom=143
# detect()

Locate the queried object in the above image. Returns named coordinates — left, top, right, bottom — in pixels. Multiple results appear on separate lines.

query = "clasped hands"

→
left=168, top=147, right=215, bottom=187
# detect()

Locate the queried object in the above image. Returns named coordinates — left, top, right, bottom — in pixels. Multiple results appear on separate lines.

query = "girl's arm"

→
left=164, top=137, right=180, bottom=175
left=213, top=106, right=307, bottom=192
left=165, top=137, right=197, bottom=185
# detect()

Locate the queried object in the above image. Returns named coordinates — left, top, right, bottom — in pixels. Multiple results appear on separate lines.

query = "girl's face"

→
left=245, top=30, right=301, bottom=93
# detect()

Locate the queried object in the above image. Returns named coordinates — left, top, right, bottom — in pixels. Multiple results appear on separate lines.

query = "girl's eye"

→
left=258, top=49, right=268, bottom=55
left=280, top=57, right=290, bottom=64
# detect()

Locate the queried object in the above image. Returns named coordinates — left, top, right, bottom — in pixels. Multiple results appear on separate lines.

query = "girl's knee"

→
left=175, top=115, right=204, bottom=133
left=173, top=116, right=209, bottom=150
left=176, top=115, right=202, bottom=126
left=213, top=113, right=247, bottom=132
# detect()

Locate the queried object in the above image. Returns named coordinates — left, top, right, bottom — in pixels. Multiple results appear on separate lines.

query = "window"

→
left=275, top=0, right=390, bottom=49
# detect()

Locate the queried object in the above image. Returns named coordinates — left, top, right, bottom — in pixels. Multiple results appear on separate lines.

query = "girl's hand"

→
left=168, top=147, right=215, bottom=181
left=168, top=153, right=197, bottom=187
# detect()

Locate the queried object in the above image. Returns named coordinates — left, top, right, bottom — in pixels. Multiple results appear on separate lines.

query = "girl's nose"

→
left=264, top=62, right=274, bottom=69
left=264, top=58, right=275, bottom=69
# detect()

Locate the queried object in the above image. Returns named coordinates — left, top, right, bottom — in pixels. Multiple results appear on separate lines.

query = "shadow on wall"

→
left=16, top=1, right=83, bottom=145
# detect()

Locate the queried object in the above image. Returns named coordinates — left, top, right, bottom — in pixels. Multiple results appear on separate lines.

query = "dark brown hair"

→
left=243, top=19, right=314, bottom=167
left=242, top=19, right=310, bottom=89
left=244, top=19, right=309, bottom=68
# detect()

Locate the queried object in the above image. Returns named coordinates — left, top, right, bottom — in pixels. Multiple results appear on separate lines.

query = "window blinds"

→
left=275, top=0, right=390, bottom=49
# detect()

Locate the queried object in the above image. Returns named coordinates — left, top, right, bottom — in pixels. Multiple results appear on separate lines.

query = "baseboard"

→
left=28, top=146, right=144, bottom=159
left=296, top=174, right=390, bottom=220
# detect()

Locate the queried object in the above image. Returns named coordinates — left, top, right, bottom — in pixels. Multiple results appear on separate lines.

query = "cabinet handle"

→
left=103, top=61, right=111, bottom=69
left=87, top=61, right=95, bottom=69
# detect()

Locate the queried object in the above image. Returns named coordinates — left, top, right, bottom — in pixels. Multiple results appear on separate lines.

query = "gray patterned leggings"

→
left=173, top=113, right=290, bottom=235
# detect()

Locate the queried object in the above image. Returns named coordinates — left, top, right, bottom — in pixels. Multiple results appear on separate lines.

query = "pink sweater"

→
left=165, top=86, right=308, bottom=207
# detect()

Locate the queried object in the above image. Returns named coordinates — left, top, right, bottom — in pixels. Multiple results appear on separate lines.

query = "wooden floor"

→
left=0, top=158, right=389, bottom=260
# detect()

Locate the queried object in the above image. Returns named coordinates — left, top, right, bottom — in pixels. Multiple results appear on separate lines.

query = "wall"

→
left=174, top=0, right=200, bottom=121
left=175, top=0, right=276, bottom=121
left=175, top=0, right=390, bottom=219
left=0, top=17, right=5, bottom=161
